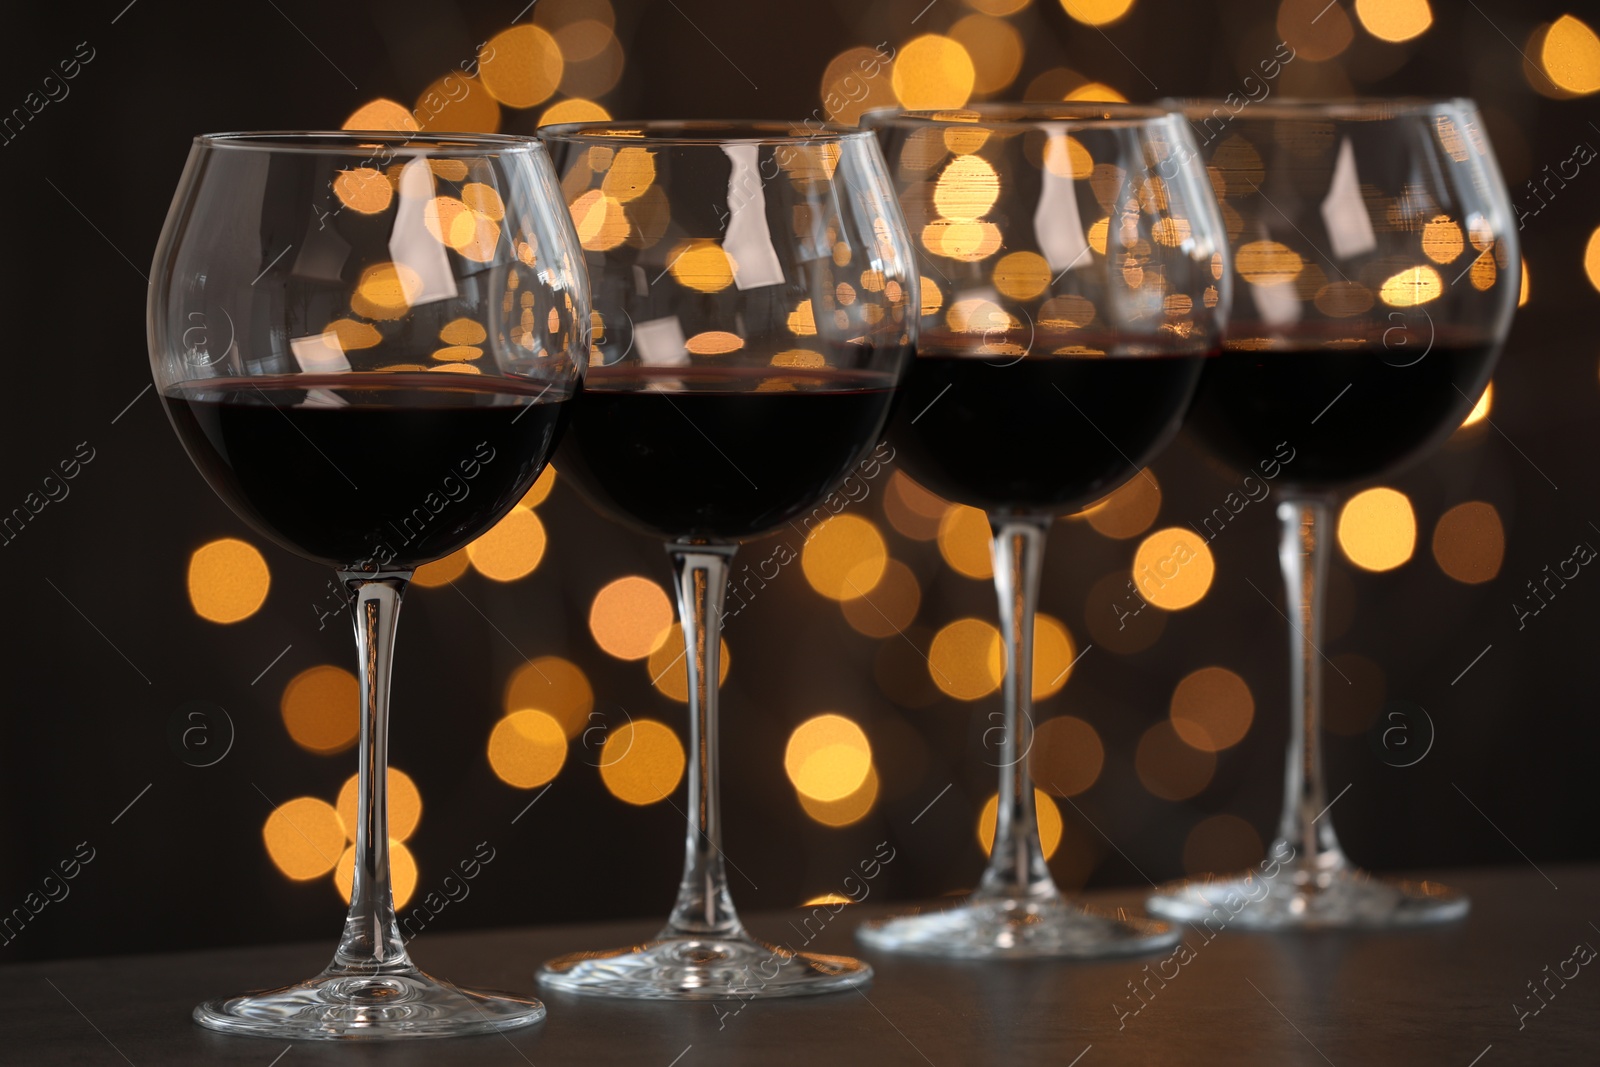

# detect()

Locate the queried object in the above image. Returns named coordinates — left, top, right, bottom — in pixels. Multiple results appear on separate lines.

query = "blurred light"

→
left=414, top=75, right=501, bottom=134
left=1585, top=227, right=1600, bottom=293
left=505, top=656, right=594, bottom=737
left=647, top=623, right=730, bottom=702
left=412, top=548, right=470, bottom=588
left=1432, top=501, right=1505, bottom=584
left=968, top=0, right=1031, bottom=13
left=785, top=713, right=873, bottom=801
left=1062, top=82, right=1128, bottom=102
left=488, top=709, right=567, bottom=788
left=1082, top=470, right=1161, bottom=540
left=992, top=251, right=1052, bottom=300
left=1277, top=0, right=1355, bottom=61
left=467, top=507, right=547, bottom=581
left=1354, top=0, right=1433, bottom=42
left=1169, top=667, right=1255, bottom=752
left=1084, top=569, right=1166, bottom=654
left=440, top=318, right=488, bottom=346
left=335, top=839, right=417, bottom=909
left=670, top=240, right=736, bottom=292
left=352, top=262, right=421, bottom=320
left=950, top=14, right=1025, bottom=94
left=884, top=471, right=948, bottom=541
left=1132, top=526, right=1215, bottom=610
left=343, top=99, right=420, bottom=132
left=772, top=349, right=825, bottom=368
left=1236, top=240, right=1304, bottom=286
left=934, top=154, right=1001, bottom=222
left=978, top=789, right=1062, bottom=859
left=799, top=765, right=880, bottom=827
left=938, top=504, right=993, bottom=579
left=600, top=720, right=686, bottom=805
left=891, top=35, right=976, bottom=110
left=1183, top=814, right=1264, bottom=876
left=1059, top=0, right=1134, bottom=26
left=281, top=665, right=360, bottom=755
left=1542, top=15, right=1600, bottom=94
left=333, top=168, right=393, bottom=214
left=187, top=538, right=270, bottom=624
left=1520, top=260, right=1530, bottom=306
left=601, top=147, right=655, bottom=202
left=928, top=617, right=1002, bottom=700
left=1338, top=487, right=1416, bottom=572
left=432, top=345, right=483, bottom=363
left=263, top=798, right=345, bottom=880
left=1135, top=721, right=1216, bottom=800
left=984, top=614, right=1077, bottom=701
left=1379, top=265, right=1444, bottom=307
left=324, top=318, right=383, bottom=350
left=554, top=18, right=614, bottom=61
left=841, top=559, right=922, bottom=638
left=1420, top=216, right=1463, bottom=263
left=819, top=47, right=899, bottom=126
left=540, top=98, right=612, bottom=125
left=1460, top=381, right=1492, bottom=428
left=589, top=576, right=674, bottom=660
left=520, top=465, right=557, bottom=508
left=569, top=190, right=630, bottom=252
left=803, top=893, right=855, bottom=907
left=803, top=515, right=889, bottom=600
left=685, top=331, right=745, bottom=355
left=1029, top=715, right=1104, bottom=796
left=336, top=768, right=421, bottom=843
left=479, top=26, right=564, bottom=108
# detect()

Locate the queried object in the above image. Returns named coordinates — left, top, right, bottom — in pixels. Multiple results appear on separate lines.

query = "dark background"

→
left=1, top=0, right=1594, bottom=964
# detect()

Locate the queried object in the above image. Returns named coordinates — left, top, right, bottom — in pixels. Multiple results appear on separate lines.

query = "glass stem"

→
left=661, top=543, right=744, bottom=940
left=1273, top=499, right=1348, bottom=884
left=974, top=515, right=1059, bottom=904
left=330, top=571, right=414, bottom=976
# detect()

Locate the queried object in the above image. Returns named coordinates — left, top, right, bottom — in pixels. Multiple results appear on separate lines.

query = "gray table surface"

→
left=2, top=866, right=1595, bottom=1065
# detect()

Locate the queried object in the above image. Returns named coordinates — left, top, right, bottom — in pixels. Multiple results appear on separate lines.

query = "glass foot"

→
left=194, top=966, right=545, bottom=1040
left=856, top=895, right=1179, bottom=959
left=1146, top=865, right=1469, bottom=930
left=538, top=932, right=872, bottom=1000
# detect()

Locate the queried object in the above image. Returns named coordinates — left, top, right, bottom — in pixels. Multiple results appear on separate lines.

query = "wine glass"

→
left=149, top=132, right=588, bottom=1037
left=1145, top=98, right=1518, bottom=928
left=535, top=121, right=916, bottom=998
left=856, top=104, right=1229, bottom=958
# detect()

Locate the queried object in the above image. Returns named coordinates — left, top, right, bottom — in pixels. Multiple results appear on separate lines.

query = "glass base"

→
left=856, top=895, right=1179, bottom=959
left=193, top=966, right=546, bottom=1040
left=1146, top=865, right=1470, bottom=930
left=538, top=932, right=872, bottom=1000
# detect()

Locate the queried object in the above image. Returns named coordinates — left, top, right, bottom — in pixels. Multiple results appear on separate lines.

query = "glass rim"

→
left=193, top=131, right=547, bottom=155
left=861, top=102, right=1179, bottom=132
left=537, top=119, right=875, bottom=146
left=1162, top=96, right=1477, bottom=120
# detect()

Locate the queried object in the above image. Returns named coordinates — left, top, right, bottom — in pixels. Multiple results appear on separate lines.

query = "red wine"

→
left=1184, top=335, right=1497, bottom=491
left=889, top=332, right=1208, bottom=513
left=164, top=373, right=571, bottom=569
left=559, top=364, right=900, bottom=541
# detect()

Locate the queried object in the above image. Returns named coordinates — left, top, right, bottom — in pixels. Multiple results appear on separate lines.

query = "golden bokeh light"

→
left=1420, top=215, right=1463, bottom=263
left=505, top=656, right=594, bottom=738
left=934, top=154, right=1001, bottom=222
left=978, top=788, right=1062, bottom=859
left=802, top=515, right=889, bottom=600
left=647, top=623, right=730, bottom=702
left=950, top=13, right=1024, bottom=94
left=1082, top=469, right=1161, bottom=540
left=335, top=839, right=417, bottom=910
left=993, top=251, right=1052, bottom=301
left=336, top=767, right=422, bottom=843
left=1132, top=526, right=1216, bottom=610
left=1059, top=0, right=1134, bottom=26
left=885, top=471, right=948, bottom=541
left=352, top=262, right=422, bottom=321
left=1135, top=721, right=1217, bottom=800
left=1169, top=667, right=1255, bottom=752
left=1379, top=265, right=1444, bottom=307
left=984, top=614, right=1078, bottom=701
left=928, top=617, right=1002, bottom=700
left=589, top=576, right=674, bottom=660
left=799, top=765, right=880, bottom=827
left=467, top=507, right=547, bottom=581
left=1236, top=240, right=1305, bottom=286
left=968, top=0, right=1031, bottom=13
left=819, top=47, right=899, bottom=125
left=785, top=713, right=873, bottom=802
left=343, top=99, right=420, bottom=133
left=1432, top=501, right=1505, bottom=584
left=1277, top=0, right=1355, bottom=61
left=1541, top=15, right=1600, bottom=94
left=333, top=168, right=393, bottom=214
left=1029, top=715, right=1104, bottom=797
left=600, top=719, right=686, bottom=806
left=520, top=464, right=557, bottom=507
left=601, top=147, right=656, bottom=202
left=938, top=503, right=994, bottom=579
left=841, top=559, right=922, bottom=638
left=1585, top=227, right=1600, bottom=293
left=1519, top=261, right=1530, bottom=306
left=569, top=189, right=630, bottom=252
left=1354, top=0, right=1433, bottom=43
left=540, top=98, right=612, bottom=125
left=281, top=665, right=360, bottom=755
left=1063, top=82, right=1129, bottom=102
left=324, top=318, right=383, bottom=351
left=670, top=240, right=736, bottom=292
left=488, top=709, right=568, bottom=788
left=1460, top=381, right=1492, bottom=428
left=263, top=797, right=346, bottom=881
left=685, top=330, right=745, bottom=356
left=439, top=318, right=488, bottom=346
left=891, top=34, right=976, bottom=110
left=1337, top=487, right=1416, bottom=572
left=187, top=537, right=270, bottom=624
left=479, top=26, right=564, bottom=107
left=1183, top=814, right=1264, bottom=876
left=412, top=548, right=470, bottom=588
left=414, top=75, right=501, bottom=134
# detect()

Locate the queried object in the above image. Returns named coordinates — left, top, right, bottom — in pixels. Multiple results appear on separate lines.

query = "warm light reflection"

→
left=803, top=515, right=889, bottom=601
left=336, top=768, right=422, bottom=843
left=352, top=262, right=423, bottom=321
left=1379, top=265, right=1444, bottom=307
left=891, top=34, right=976, bottom=110
left=589, top=576, right=674, bottom=660
left=1169, top=667, right=1255, bottom=752
left=786, top=714, right=873, bottom=801
left=647, top=623, right=730, bottom=702
left=1585, top=227, right=1600, bottom=293
left=799, top=765, right=880, bottom=827
left=1338, top=487, right=1417, bottom=572
left=333, top=168, right=393, bottom=214
left=1132, top=526, right=1215, bottom=610
left=1461, top=381, right=1492, bottom=428
left=488, top=709, right=567, bottom=788
left=978, top=789, right=1062, bottom=859
left=670, top=240, right=736, bottom=292
left=504, top=656, right=594, bottom=738
left=466, top=507, right=547, bottom=581
left=479, top=26, right=564, bottom=108
left=412, top=548, right=470, bottom=588
left=1063, top=82, right=1128, bottom=102
left=928, top=617, right=1003, bottom=700
left=600, top=720, right=686, bottom=805
left=281, top=665, right=360, bottom=755
left=342, top=99, right=420, bottom=132
left=335, top=840, right=417, bottom=909
left=187, top=538, right=270, bottom=624
left=1082, top=470, right=1161, bottom=540
left=520, top=464, right=557, bottom=508
left=540, top=98, right=612, bottom=125
left=1542, top=15, right=1600, bottom=94
left=984, top=614, right=1077, bottom=701
left=263, top=798, right=346, bottom=880
left=1432, top=501, right=1505, bottom=584
left=1354, top=0, right=1434, bottom=43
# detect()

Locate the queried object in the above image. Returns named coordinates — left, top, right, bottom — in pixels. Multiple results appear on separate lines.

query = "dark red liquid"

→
left=1184, top=338, right=1497, bottom=491
left=559, top=364, right=901, bottom=541
left=163, top=373, right=571, bottom=569
left=889, top=334, right=1208, bottom=514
